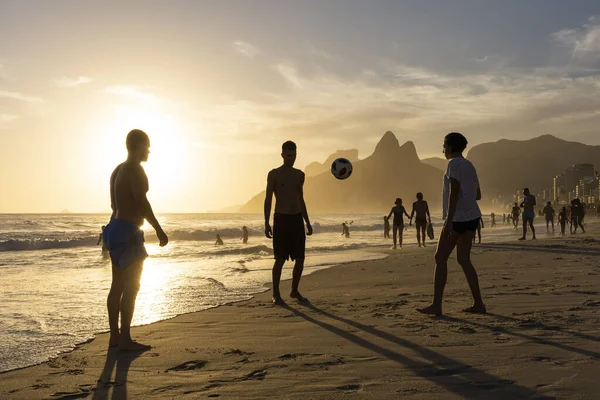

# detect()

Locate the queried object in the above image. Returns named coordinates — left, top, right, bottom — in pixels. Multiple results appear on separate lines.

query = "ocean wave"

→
left=0, top=237, right=97, bottom=252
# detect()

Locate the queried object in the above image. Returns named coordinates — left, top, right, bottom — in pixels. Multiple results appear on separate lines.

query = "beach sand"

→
left=2, top=229, right=600, bottom=399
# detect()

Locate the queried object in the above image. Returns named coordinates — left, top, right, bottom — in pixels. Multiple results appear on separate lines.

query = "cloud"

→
left=104, top=85, right=160, bottom=105
left=552, top=18, right=600, bottom=64
left=233, top=41, right=261, bottom=58
left=53, top=76, right=92, bottom=87
left=274, top=63, right=303, bottom=88
left=0, top=90, right=43, bottom=103
left=475, top=56, right=489, bottom=62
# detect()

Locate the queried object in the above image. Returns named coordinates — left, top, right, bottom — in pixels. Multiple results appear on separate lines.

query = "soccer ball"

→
left=331, top=158, right=353, bottom=180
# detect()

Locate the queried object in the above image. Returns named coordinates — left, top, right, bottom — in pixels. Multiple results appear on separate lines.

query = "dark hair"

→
left=126, top=129, right=149, bottom=152
left=282, top=140, right=297, bottom=152
left=395, top=198, right=402, bottom=204
left=416, top=192, right=423, bottom=199
left=524, top=187, right=530, bottom=191
left=547, top=201, right=551, bottom=206
left=444, top=132, right=468, bottom=153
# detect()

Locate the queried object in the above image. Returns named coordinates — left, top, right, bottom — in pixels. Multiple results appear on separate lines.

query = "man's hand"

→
left=409, top=218, right=413, bottom=226
left=443, top=220, right=453, bottom=237
left=265, top=223, right=273, bottom=239
left=157, top=228, right=169, bottom=247
left=306, top=223, right=313, bottom=236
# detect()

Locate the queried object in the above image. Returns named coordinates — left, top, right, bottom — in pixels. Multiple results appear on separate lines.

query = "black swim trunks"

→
left=415, top=217, right=427, bottom=228
left=452, top=218, right=480, bottom=233
left=273, top=213, right=306, bottom=261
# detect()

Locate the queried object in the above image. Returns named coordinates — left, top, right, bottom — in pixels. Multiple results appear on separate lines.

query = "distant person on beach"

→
left=383, top=216, right=390, bottom=239
left=506, top=214, right=512, bottom=226
left=341, top=222, right=350, bottom=238
left=473, top=217, right=484, bottom=244
left=581, top=202, right=587, bottom=224
left=558, top=207, right=569, bottom=236
left=240, top=226, right=249, bottom=244
left=215, top=234, right=224, bottom=245
left=571, top=199, right=586, bottom=234
left=502, top=213, right=506, bottom=224
left=264, top=140, right=312, bottom=305
left=103, top=129, right=168, bottom=351
left=511, top=203, right=520, bottom=229
left=518, top=188, right=536, bottom=240
left=387, top=198, right=410, bottom=249
left=596, top=204, right=600, bottom=218
left=490, top=213, right=496, bottom=227
left=418, top=132, right=485, bottom=316
left=543, top=202, right=555, bottom=233
left=97, top=225, right=107, bottom=251
left=409, top=192, right=431, bottom=248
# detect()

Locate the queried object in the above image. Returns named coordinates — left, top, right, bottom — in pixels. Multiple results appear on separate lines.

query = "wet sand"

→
left=2, top=226, right=600, bottom=399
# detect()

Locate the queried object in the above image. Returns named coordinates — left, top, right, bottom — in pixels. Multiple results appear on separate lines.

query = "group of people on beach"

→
left=105, top=128, right=597, bottom=349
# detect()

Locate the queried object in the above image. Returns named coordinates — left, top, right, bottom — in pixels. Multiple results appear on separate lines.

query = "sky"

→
left=1, top=0, right=600, bottom=213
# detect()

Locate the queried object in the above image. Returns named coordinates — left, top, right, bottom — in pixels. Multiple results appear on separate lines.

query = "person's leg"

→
left=477, top=226, right=481, bottom=243
left=529, top=219, right=536, bottom=239
left=519, top=217, right=528, bottom=240
left=551, top=218, right=555, bottom=232
left=579, top=217, right=586, bottom=233
left=417, top=229, right=460, bottom=316
left=107, top=266, right=124, bottom=347
left=392, top=224, right=398, bottom=248
left=397, top=224, right=403, bottom=248
left=119, top=261, right=147, bottom=350
left=421, top=224, right=427, bottom=247
left=416, top=222, right=422, bottom=247
left=272, top=258, right=286, bottom=303
left=456, top=231, right=486, bottom=313
left=290, top=257, right=306, bottom=300
left=546, top=219, right=549, bottom=232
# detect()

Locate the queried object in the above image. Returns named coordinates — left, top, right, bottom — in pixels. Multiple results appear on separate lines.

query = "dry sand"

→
left=2, top=227, right=600, bottom=399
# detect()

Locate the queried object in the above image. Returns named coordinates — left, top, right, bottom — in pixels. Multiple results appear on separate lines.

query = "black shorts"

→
left=273, top=213, right=306, bottom=261
left=452, top=218, right=480, bottom=233
left=415, top=218, right=427, bottom=228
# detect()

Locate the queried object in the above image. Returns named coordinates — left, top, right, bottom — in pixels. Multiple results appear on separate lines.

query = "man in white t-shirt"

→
left=417, top=132, right=486, bottom=316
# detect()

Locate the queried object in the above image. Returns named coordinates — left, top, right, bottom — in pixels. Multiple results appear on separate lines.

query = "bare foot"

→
left=119, top=340, right=151, bottom=352
left=109, top=334, right=120, bottom=348
left=518, top=237, right=526, bottom=241
left=272, top=296, right=286, bottom=305
left=422, top=243, right=426, bottom=247
left=416, top=305, right=442, bottom=316
left=418, top=243, right=421, bottom=248
left=462, top=304, right=487, bottom=314
left=392, top=246, right=397, bottom=249
left=290, top=290, right=308, bottom=303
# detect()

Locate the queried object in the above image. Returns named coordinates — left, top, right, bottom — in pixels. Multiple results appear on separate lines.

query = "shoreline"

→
left=0, top=247, right=389, bottom=374
left=3, top=229, right=600, bottom=398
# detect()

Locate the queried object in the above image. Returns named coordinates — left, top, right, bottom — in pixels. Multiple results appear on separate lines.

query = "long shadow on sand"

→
left=92, top=349, right=145, bottom=400
left=285, top=303, right=553, bottom=399
left=442, top=314, right=600, bottom=358
left=475, top=243, right=600, bottom=256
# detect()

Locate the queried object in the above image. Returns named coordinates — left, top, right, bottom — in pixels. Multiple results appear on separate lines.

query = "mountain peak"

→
left=374, top=131, right=400, bottom=154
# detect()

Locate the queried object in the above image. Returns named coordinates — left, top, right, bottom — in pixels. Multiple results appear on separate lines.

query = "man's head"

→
left=395, top=198, right=402, bottom=206
left=416, top=192, right=423, bottom=200
left=281, top=140, right=297, bottom=167
left=523, top=188, right=530, bottom=196
left=547, top=201, right=551, bottom=206
left=443, top=132, right=468, bottom=159
left=126, top=129, right=150, bottom=162
left=514, top=202, right=518, bottom=207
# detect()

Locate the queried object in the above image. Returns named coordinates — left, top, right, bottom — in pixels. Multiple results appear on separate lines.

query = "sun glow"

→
left=96, top=103, right=194, bottom=209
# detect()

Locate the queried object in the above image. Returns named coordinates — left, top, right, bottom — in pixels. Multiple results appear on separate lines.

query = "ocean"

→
left=0, top=212, right=529, bottom=372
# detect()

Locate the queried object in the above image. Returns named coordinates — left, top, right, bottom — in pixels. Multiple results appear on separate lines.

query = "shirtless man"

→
left=264, top=141, right=312, bottom=305
left=518, top=188, right=536, bottom=240
left=409, top=192, right=431, bottom=247
left=387, top=198, right=410, bottom=249
left=543, top=201, right=555, bottom=233
left=103, top=129, right=168, bottom=351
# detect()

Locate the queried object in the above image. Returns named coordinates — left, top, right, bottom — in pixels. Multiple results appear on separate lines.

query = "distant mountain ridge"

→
left=238, top=131, right=444, bottom=213
left=467, top=134, right=600, bottom=197
left=421, top=157, right=447, bottom=172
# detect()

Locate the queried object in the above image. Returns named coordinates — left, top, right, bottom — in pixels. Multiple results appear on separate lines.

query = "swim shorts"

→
left=273, top=213, right=306, bottom=261
left=452, top=218, right=480, bottom=233
left=103, top=219, right=148, bottom=270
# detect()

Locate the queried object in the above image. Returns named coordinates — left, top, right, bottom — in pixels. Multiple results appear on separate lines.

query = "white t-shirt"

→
left=442, top=156, right=482, bottom=222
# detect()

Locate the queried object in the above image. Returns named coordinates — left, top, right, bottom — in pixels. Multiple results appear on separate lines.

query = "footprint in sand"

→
left=336, top=384, right=361, bottom=391
left=165, top=360, right=207, bottom=372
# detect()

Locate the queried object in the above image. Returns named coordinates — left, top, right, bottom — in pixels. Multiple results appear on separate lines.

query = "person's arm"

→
left=532, top=196, right=537, bottom=206
left=298, top=173, right=312, bottom=235
left=131, top=165, right=168, bottom=246
left=404, top=207, right=410, bottom=219
left=409, top=205, right=415, bottom=224
left=109, top=165, right=121, bottom=221
left=264, top=170, right=275, bottom=238
left=97, top=233, right=102, bottom=245
left=425, top=201, right=431, bottom=221
left=387, top=208, right=393, bottom=221
left=476, top=187, right=482, bottom=201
